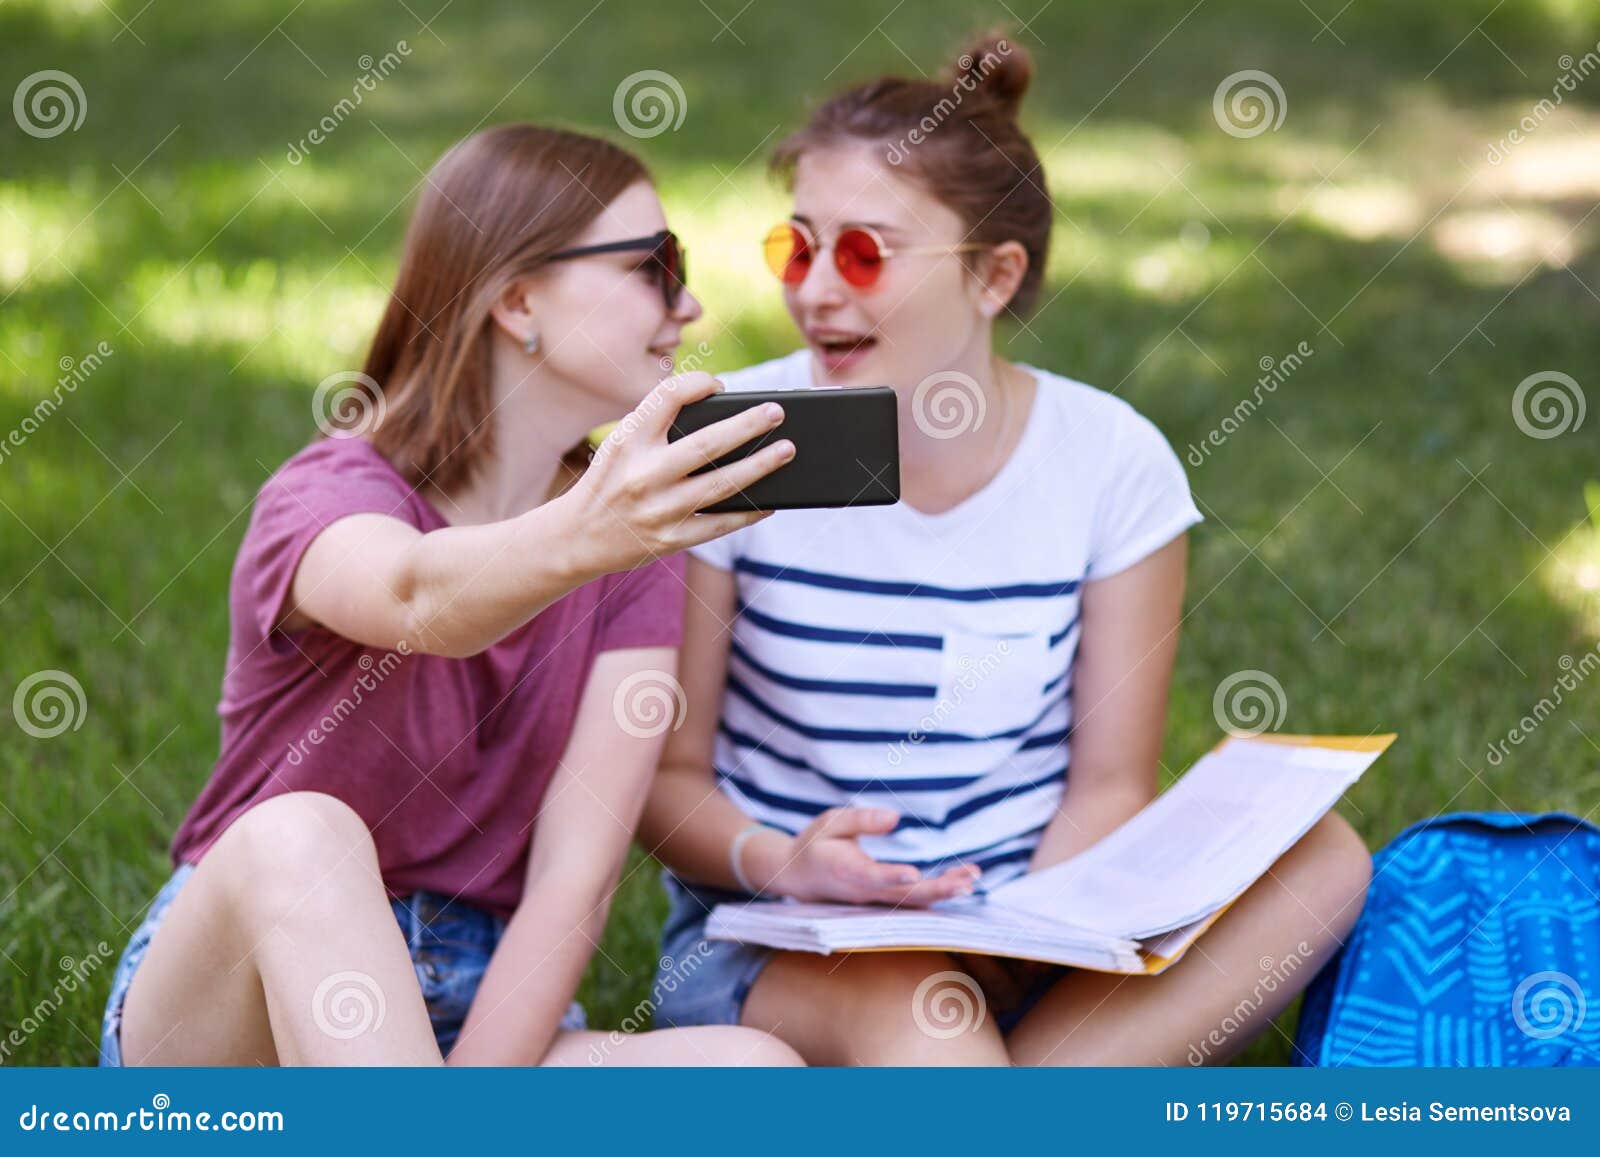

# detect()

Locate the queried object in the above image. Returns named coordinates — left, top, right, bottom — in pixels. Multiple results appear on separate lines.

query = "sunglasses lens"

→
left=658, top=233, right=686, bottom=309
left=763, top=223, right=810, bottom=284
left=834, top=228, right=883, bottom=288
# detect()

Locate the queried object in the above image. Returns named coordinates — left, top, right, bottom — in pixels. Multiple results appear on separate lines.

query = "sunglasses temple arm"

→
left=886, top=243, right=991, bottom=256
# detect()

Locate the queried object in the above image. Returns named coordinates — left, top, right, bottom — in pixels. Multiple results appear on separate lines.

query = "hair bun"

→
left=949, top=33, right=1032, bottom=117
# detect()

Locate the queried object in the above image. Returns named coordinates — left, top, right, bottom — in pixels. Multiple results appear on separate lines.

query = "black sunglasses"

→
left=544, top=229, right=687, bottom=313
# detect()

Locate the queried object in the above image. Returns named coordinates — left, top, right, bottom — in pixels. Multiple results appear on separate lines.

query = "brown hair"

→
left=353, top=124, right=648, bottom=493
left=772, top=32, right=1052, bottom=319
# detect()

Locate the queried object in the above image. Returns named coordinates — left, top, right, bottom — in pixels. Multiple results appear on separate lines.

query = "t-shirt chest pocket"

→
left=931, top=627, right=1053, bottom=736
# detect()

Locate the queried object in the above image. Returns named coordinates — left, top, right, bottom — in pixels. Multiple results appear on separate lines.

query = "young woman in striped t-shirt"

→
left=639, top=34, right=1372, bottom=1066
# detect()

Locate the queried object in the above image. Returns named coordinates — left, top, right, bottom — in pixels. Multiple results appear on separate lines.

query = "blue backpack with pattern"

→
left=1294, top=811, right=1600, bottom=1066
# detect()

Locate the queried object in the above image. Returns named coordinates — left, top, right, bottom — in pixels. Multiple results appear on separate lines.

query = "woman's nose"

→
left=793, top=248, right=847, bottom=310
left=672, top=287, right=704, bottom=324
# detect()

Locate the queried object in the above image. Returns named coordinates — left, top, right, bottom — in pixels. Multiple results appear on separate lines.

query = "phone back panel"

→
left=668, top=386, right=900, bottom=513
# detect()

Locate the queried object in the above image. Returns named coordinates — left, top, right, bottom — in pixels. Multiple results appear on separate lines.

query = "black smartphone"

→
left=668, top=386, right=900, bottom=513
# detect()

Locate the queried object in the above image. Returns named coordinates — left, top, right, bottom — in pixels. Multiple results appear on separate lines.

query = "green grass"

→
left=3, top=0, right=1600, bottom=1065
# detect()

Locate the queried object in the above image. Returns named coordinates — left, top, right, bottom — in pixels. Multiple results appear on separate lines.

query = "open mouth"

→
left=811, top=334, right=878, bottom=366
left=814, top=335, right=875, bottom=354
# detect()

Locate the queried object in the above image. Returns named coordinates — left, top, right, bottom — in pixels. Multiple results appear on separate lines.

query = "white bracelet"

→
left=729, top=822, right=770, bottom=895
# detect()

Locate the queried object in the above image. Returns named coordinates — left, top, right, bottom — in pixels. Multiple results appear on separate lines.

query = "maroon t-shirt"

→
left=170, top=436, right=686, bottom=917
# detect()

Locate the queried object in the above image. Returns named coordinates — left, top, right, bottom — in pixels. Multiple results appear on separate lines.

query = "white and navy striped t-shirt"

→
left=692, top=351, right=1204, bottom=889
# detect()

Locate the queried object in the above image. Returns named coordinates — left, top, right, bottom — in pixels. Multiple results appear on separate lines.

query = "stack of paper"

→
left=706, top=733, right=1396, bottom=974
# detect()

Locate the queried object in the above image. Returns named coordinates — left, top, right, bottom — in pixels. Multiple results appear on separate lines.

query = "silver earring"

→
left=523, top=331, right=540, bottom=355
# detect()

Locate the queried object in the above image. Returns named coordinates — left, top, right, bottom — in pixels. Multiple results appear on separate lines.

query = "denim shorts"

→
left=99, top=862, right=585, bottom=1065
left=652, top=873, right=777, bottom=1029
left=653, top=872, right=1068, bottom=1034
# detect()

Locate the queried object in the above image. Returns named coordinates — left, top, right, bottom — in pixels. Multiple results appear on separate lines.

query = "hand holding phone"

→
left=561, top=373, right=796, bottom=575
left=669, top=385, right=901, bottom=512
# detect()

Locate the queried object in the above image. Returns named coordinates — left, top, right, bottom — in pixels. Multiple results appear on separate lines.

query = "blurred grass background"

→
left=3, top=0, right=1600, bottom=1064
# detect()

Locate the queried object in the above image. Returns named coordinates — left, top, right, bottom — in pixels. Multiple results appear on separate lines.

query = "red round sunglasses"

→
left=762, top=220, right=987, bottom=289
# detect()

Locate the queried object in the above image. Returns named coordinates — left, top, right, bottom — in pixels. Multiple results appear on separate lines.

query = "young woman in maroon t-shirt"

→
left=100, top=125, right=800, bottom=1067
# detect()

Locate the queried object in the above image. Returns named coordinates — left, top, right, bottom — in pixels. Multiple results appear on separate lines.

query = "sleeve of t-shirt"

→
left=597, top=552, right=688, bottom=652
left=1085, top=407, right=1204, bottom=580
left=238, top=443, right=416, bottom=653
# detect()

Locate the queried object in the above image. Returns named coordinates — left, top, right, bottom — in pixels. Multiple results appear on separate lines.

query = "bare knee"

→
left=674, top=1026, right=804, bottom=1066
left=1286, top=812, right=1372, bottom=939
left=750, top=951, right=1008, bottom=1065
left=1306, top=813, right=1372, bottom=896
left=737, top=1031, right=805, bottom=1067
left=846, top=954, right=1007, bottom=1064
left=212, top=792, right=381, bottom=916
left=226, top=791, right=376, bottom=865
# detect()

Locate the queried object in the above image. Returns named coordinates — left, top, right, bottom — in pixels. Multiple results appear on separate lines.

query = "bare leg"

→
left=1007, top=813, right=1372, bottom=1066
left=120, top=792, right=442, bottom=1066
left=541, top=1026, right=803, bottom=1066
left=741, top=949, right=1011, bottom=1066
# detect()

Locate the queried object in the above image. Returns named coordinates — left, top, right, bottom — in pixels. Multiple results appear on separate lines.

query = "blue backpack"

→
left=1295, top=811, right=1600, bottom=1066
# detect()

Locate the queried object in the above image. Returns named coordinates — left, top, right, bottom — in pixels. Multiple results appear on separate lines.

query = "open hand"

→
left=766, top=806, right=981, bottom=907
